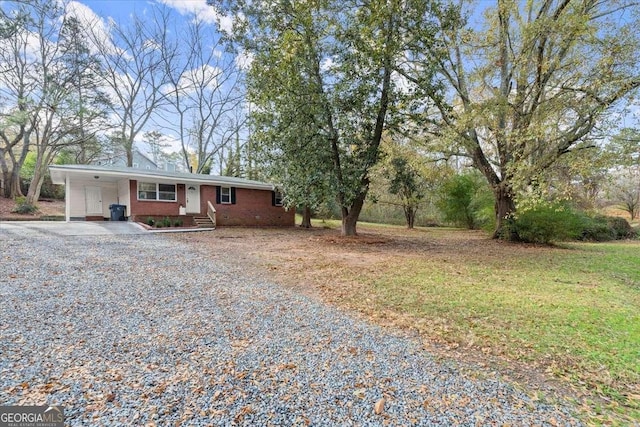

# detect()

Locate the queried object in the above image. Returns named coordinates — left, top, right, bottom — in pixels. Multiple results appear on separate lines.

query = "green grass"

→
left=296, top=215, right=639, bottom=421
left=369, top=239, right=639, bottom=421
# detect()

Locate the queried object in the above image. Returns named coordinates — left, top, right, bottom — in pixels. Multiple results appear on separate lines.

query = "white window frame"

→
left=220, top=186, right=231, bottom=204
left=137, top=182, right=176, bottom=202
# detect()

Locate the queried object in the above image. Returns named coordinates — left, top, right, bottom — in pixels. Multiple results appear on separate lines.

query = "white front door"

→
left=85, top=186, right=103, bottom=215
left=186, top=185, right=200, bottom=213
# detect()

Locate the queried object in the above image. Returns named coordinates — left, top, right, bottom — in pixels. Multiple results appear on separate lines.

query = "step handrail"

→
left=207, top=201, right=216, bottom=228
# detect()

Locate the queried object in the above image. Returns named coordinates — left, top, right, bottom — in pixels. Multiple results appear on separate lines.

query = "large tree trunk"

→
left=25, top=155, right=51, bottom=206
left=8, top=172, right=23, bottom=198
left=300, top=205, right=312, bottom=228
left=126, top=148, right=133, bottom=167
left=1, top=146, right=28, bottom=199
left=4, top=163, right=24, bottom=199
left=404, top=206, right=416, bottom=229
left=493, top=183, right=517, bottom=240
left=0, top=156, right=10, bottom=198
left=341, top=214, right=358, bottom=236
left=341, top=193, right=366, bottom=236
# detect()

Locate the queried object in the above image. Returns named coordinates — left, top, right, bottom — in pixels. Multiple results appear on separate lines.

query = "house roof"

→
left=49, top=164, right=275, bottom=191
left=132, top=149, right=158, bottom=168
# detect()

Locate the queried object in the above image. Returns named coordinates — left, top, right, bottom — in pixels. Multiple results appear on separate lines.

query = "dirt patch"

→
left=0, top=196, right=65, bottom=220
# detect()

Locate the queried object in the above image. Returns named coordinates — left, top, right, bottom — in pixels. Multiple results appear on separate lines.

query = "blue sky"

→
left=75, top=0, right=227, bottom=27
left=80, top=1, right=152, bottom=20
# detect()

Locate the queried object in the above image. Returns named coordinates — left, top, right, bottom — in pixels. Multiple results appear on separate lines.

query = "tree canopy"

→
left=216, top=0, right=441, bottom=235
left=394, top=0, right=640, bottom=237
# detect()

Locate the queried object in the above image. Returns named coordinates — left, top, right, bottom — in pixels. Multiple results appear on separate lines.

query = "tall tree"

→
left=158, top=14, right=245, bottom=174
left=0, top=4, right=35, bottom=198
left=142, top=130, right=169, bottom=166
left=87, top=7, right=170, bottom=167
left=607, top=127, right=640, bottom=219
left=0, top=0, right=107, bottom=203
left=25, top=7, right=112, bottom=205
left=216, top=0, right=438, bottom=235
left=57, top=15, right=110, bottom=165
left=377, top=142, right=435, bottom=229
left=395, top=0, right=640, bottom=238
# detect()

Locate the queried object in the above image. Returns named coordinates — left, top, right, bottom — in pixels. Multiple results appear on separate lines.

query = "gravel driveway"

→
left=0, top=231, right=582, bottom=426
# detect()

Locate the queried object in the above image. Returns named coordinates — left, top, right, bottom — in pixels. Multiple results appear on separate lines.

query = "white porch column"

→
left=65, top=174, right=71, bottom=222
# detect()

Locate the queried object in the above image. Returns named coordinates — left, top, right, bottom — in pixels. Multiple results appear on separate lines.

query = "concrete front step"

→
left=193, top=216, right=215, bottom=228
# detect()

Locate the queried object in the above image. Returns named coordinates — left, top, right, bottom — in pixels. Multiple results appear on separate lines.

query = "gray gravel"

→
left=0, top=230, right=583, bottom=426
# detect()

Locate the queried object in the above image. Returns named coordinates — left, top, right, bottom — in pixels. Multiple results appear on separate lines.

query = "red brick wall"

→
left=201, top=185, right=294, bottom=227
left=129, top=180, right=186, bottom=218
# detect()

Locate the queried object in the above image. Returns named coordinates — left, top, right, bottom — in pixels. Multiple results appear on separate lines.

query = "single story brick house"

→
left=49, top=164, right=294, bottom=227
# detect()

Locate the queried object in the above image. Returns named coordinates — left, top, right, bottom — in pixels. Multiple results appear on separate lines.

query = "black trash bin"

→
left=109, top=204, right=126, bottom=221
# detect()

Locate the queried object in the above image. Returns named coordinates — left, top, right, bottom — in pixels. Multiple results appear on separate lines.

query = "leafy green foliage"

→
left=382, top=156, right=424, bottom=228
left=146, top=217, right=155, bottom=226
left=437, top=172, right=493, bottom=229
left=504, top=204, right=585, bottom=244
left=224, top=0, right=441, bottom=235
left=397, top=1, right=640, bottom=237
left=498, top=205, right=636, bottom=244
left=607, top=216, right=636, bottom=239
left=11, top=196, right=38, bottom=214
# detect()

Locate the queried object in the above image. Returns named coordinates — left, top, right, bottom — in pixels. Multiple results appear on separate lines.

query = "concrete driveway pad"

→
left=0, top=221, right=146, bottom=237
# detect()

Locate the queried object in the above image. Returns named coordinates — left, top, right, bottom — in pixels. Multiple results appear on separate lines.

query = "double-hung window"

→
left=220, top=186, right=231, bottom=204
left=138, top=182, right=176, bottom=202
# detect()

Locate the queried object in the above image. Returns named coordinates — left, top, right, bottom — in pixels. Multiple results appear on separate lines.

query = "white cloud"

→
left=66, top=1, right=115, bottom=55
left=155, top=0, right=234, bottom=33
left=234, top=48, right=253, bottom=70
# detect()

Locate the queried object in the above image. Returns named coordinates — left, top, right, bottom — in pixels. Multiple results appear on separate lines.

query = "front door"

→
left=85, top=186, right=103, bottom=215
left=186, top=185, right=200, bottom=213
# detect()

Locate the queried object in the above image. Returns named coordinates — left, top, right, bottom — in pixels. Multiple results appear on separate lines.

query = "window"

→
left=138, top=182, right=176, bottom=202
left=133, top=162, right=139, bottom=168
left=216, top=186, right=236, bottom=204
left=274, top=191, right=283, bottom=207
left=220, top=186, right=231, bottom=204
left=158, top=184, right=176, bottom=201
left=138, top=182, right=157, bottom=200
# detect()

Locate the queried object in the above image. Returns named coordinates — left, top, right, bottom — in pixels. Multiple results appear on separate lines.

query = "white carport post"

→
left=65, top=173, right=71, bottom=222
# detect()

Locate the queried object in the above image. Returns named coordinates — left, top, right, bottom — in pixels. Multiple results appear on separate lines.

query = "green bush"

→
left=11, top=196, right=38, bottom=215
left=504, top=207, right=637, bottom=244
left=579, top=215, right=636, bottom=241
left=146, top=217, right=155, bottom=226
left=173, top=219, right=183, bottom=227
left=160, top=216, right=172, bottom=227
left=606, top=216, right=636, bottom=239
left=437, top=172, right=494, bottom=229
left=578, top=215, right=612, bottom=241
left=507, top=204, right=584, bottom=244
